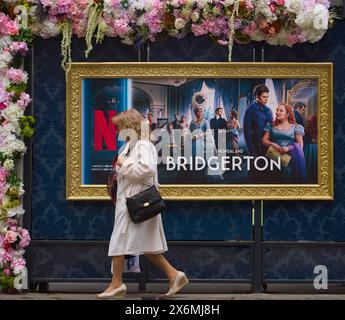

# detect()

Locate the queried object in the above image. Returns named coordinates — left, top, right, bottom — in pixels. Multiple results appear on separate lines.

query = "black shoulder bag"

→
left=126, top=183, right=166, bottom=224
left=124, top=146, right=165, bottom=224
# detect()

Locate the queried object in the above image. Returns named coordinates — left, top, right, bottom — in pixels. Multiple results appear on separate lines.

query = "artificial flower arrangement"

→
left=0, top=0, right=336, bottom=292
left=0, top=10, right=34, bottom=292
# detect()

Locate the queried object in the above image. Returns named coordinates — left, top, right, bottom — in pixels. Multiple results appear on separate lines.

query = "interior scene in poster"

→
left=82, top=77, right=318, bottom=186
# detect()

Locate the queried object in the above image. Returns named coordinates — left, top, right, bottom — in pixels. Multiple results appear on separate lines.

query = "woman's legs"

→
left=103, top=255, right=125, bottom=292
left=144, top=253, right=179, bottom=286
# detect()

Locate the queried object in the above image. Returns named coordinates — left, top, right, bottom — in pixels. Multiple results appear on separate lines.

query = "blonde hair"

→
left=111, top=109, right=148, bottom=139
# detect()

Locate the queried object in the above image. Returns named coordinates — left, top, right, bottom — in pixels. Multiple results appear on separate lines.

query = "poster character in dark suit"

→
left=243, top=84, right=273, bottom=157
left=210, top=107, right=227, bottom=150
left=293, top=102, right=307, bottom=126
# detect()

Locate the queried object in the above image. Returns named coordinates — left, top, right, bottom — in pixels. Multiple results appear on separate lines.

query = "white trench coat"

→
left=108, top=139, right=168, bottom=256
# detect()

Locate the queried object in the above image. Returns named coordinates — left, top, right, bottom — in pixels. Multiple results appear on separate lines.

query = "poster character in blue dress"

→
left=262, top=103, right=307, bottom=183
left=189, top=106, right=223, bottom=182
left=190, top=106, right=211, bottom=157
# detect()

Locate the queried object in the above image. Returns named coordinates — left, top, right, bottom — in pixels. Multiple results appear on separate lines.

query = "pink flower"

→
left=218, top=40, right=229, bottom=46
left=191, top=23, right=208, bottom=36
left=0, top=13, right=19, bottom=36
left=269, top=2, right=277, bottom=13
left=288, top=34, right=299, bottom=45
left=11, top=257, right=26, bottom=273
left=288, top=32, right=307, bottom=45
left=245, top=0, right=254, bottom=10
left=7, top=218, right=17, bottom=227
left=113, top=18, right=130, bottom=37
left=19, top=229, right=31, bottom=249
left=40, top=0, right=54, bottom=7
left=3, top=269, right=11, bottom=276
left=56, top=0, right=74, bottom=15
left=145, top=9, right=163, bottom=34
left=276, top=0, right=285, bottom=6
left=234, top=19, right=242, bottom=30
left=6, top=23, right=19, bottom=36
left=0, top=181, right=6, bottom=201
left=0, top=167, right=7, bottom=184
left=17, top=92, right=32, bottom=109
left=10, top=42, right=29, bottom=56
left=0, top=86, right=10, bottom=104
left=7, top=68, right=27, bottom=84
left=243, top=21, right=257, bottom=35
left=5, top=231, right=18, bottom=244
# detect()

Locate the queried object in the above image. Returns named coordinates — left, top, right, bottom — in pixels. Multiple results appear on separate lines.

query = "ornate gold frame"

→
left=66, top=62, right=333, bottom=200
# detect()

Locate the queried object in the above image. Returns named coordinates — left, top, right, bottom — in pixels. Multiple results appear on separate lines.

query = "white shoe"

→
left=165, top=272, right=189, bottom=297
left=96, top=283, right=127, bottom=299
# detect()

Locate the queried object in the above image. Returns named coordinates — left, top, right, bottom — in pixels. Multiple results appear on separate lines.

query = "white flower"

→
left=0, top=134, right=27, bottom=156
left=2, top=103, right=24, bottom=121
left=295, top=3, right=329, bottom=42
left=102, top=0, right=114, bottom=15
left=17, top=183, right=25, bottom=197
left=0, top=51, right=12, bottom=69
left=0, top=221, right=7, bottom=234
left=1, top=77, right=10, bottom=89
left=129, top=0, right=146, bottom=11
left=175, top=18, right=186, bottom=30
left=0, top=121, right=19, bottom=135
left=31, top=18, right=61, bottom=38
left=223, top=0, right=235, bottom=5
left=195, top=0, right=209, bottom=9
left=3, top=158, right=14, bottom=171
left=2, top=194, right=10, bottom=207
left=284, top=0, right=302, bottom=14
left=191, top=10, right=200, bottom=22
left=255, top=0, right=277, bottom=23
left=170, top=0, right=181, bottom=6
left=137, top=15, right=146, bottom=27
left=7, top=205, right=25, bottom=218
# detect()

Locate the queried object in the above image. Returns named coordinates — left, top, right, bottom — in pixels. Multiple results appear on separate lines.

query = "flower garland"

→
left=0, top=10, right=35, bottom=293
left=19, top=0, right=335, bottom=62
left=0, top=0, right=337, bottom=292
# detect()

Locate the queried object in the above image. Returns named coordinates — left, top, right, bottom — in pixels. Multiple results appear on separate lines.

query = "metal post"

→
left=136, top=43, right=148, bottom=292
left=250, top=44, right=265, bottom=293
left=23, top=45, right=34, bottom=292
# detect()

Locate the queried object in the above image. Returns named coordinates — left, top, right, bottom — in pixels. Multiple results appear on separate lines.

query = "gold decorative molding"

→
left=66, top=62, right=333, bottom=200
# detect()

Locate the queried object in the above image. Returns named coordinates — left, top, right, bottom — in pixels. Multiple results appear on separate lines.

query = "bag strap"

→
left=121, top=143, right=156, bottom=199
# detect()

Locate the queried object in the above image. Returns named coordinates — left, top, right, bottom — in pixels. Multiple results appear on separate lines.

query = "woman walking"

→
left=97, top=109, right=188, bottom=299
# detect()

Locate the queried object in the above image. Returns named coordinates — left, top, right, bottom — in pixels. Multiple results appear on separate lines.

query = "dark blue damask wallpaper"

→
left=31, top=36, right=253, bottom=241
left=30, top=21, right=345, bottom=281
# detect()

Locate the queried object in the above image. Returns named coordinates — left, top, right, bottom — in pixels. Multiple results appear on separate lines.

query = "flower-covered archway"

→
left=0, top=0, right=336, bottom=292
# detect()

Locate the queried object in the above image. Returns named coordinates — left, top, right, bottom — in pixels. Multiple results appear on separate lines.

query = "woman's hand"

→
left=116, top=155, right=127, bottom=167
left=271, top=143, right=282, bottom=152
left=280, top=146, right=290, bottom=154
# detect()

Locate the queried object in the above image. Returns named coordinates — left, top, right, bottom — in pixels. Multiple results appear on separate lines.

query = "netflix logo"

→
left=94, top=110, right=117, bottom=151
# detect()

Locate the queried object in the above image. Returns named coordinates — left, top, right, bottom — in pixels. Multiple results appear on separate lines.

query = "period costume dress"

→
left=304, top=115, right=317, bottom=183
left=189, top=118, right=223, bottom=182
left=264, top=123, right=307, bottom=183
left=226, top=119, right=240, bottom=150
left=108, top=139, right=168, bottom=256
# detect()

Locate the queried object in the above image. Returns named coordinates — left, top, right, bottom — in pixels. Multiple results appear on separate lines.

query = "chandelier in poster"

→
left=66, top=62, right=333, bottom=200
